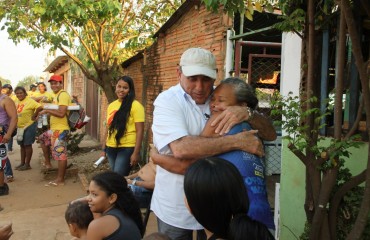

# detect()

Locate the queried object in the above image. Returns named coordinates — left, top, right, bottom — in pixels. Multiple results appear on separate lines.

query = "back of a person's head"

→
left=184, top=157, right=249, bottom=238
left=65, top=201, right=93, bottom=230
left=143, top=232, right=171, bottom=240
left=91, top=171, right=144, bottom=236
left=228, top=214, right=275, bottom=240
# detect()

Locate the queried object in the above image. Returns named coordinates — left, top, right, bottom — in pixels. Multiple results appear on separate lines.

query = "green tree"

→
left=0, top=0, right=182, bottom=102
left=17, top=75, right=39, bottom=89
left=0, top=76, right=11, bottom=85
left=204, top=0, right=370, bottom=239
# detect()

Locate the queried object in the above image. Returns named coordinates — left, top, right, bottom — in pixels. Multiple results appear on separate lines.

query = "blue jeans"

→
left=129, top=177, right=153, bottom=208
left=4, top=158, right=12, bottom=177
left=7, top=137, right=13, bottom=151
left=157, top=218, right=206, bottom=240
left=105, top=147, right=134, bottom=176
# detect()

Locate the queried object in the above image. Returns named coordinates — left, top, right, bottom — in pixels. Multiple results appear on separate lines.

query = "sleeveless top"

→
left=102, top=208, right=141, bottom=240
left=217, top=122, right=275, bottom=230
left=0, top=95, right=9, bottom=128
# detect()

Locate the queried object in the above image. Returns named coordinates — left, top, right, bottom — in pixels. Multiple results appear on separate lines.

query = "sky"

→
left=0, top=29, right=49, bottom=87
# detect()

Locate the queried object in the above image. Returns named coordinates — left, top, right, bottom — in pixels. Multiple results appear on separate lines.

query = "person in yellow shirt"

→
left=13, top=86, right=42, bottom=171
left=101, top=76, right=145, bottom=176
left=1, top=84, right=17, bottom=102
left=32, top=83, right=53, bottom=103
left=37, top=75, right=71, bottom=186
left=27, top=84, right=38, bottom=98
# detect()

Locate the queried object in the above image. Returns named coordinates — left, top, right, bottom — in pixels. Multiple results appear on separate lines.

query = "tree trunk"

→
left=99, top=70, right=116, bottom=103
left=341, top=0, right=370, bottom=238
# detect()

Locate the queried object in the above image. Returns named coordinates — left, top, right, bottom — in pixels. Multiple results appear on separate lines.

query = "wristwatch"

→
left=132, top=179, right=137, bottom=186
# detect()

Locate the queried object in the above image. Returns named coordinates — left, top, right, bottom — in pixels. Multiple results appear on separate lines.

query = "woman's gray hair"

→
left=220, top=77, right=258, bottom=109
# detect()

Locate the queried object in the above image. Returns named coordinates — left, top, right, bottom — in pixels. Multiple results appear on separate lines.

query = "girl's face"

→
left=210, top=84, right=239, bottom=114
left=115, top=79, right=130, bottom=100
left=15, top=90, right=26, bottom=101
left=87, top=181, right=114, bottom=214
left=38, top=84, right=46, bottom=93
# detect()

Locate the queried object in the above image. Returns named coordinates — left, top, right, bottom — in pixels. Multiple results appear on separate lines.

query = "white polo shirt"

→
left=151, top=84, right=210, bottom=230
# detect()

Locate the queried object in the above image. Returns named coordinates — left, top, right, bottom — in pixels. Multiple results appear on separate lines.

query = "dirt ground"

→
left=0, top=137, right=157, bottom=240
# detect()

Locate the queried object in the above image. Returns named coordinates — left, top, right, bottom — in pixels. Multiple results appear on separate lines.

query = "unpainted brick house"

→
left=121, top=0, right=282, bottom=158
left=44, top=0, right=282, bottom=161
left=121, top=0, right=233, bottom=156
left=43, top=57, right=101, bottom=140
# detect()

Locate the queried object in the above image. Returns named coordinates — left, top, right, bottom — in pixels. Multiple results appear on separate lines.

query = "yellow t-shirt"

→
left=9, top=93, right=17, bottom=102
left=27, top=91, right=38, bottom=98
left=50, top=90, right=71, bottom=131
left=33, top=91, right=53, bottom=103
left=106, top=99, right=145, bottom=148
left=16, top=97, right=41, bottom=128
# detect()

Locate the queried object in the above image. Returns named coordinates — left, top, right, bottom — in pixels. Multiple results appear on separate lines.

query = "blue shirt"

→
left=217, top=122, right=275, bottom=230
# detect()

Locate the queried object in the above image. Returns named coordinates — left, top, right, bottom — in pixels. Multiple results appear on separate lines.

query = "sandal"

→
left=15, top=164, right=25, bottom=170
left=6, top=175, right=14, bottom=182
left=18, top=165, right=32, bottom=171
left=45, top=181, right=65, bottom=187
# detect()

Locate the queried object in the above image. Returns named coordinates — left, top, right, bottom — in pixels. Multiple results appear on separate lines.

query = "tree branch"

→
left=59, top=46, right=99, bottom=85
left=63, top=19, right=96, bottom=68
left=329, top=170, right=366, bottom=240
left=345, top=97, right=364, bottom=139
left=288, top=143, right=309, bottom=165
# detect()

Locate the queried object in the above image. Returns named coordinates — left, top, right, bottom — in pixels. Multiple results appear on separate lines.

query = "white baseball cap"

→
left=179, top=48, right=217, bottom=79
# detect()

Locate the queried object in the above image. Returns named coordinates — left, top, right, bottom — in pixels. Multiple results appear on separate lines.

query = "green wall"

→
left=279, top=138, right=368, bottom=239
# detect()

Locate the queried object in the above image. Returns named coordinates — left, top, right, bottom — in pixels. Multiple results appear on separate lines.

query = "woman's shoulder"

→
left=132, top=99, right=144, bottom=106
left=88, top=214, right=120, bottom=236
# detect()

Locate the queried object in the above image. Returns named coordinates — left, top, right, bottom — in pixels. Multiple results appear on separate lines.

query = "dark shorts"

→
left=17, top=122, right=37, bottom=146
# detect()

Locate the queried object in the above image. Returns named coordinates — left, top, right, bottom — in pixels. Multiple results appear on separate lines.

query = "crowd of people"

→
left=0, top=47, right=277, bottom=240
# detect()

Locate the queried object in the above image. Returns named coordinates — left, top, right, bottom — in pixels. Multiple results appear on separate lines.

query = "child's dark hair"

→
left=65, top=201, right=93, bottom=229
left=109, top=76, right=136, bottom=146
left=184, top=157, right=249, bottom=238
left=91, top=171, right=144, bottom=236
left=228, top=214, right=275, bottom=240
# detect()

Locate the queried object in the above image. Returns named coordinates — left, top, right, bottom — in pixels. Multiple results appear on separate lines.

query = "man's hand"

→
left=0, top=223, right=13, bottom=240
left=235, top=130, right=264, bottom=157
left=211, top=106, right=248, bottom=135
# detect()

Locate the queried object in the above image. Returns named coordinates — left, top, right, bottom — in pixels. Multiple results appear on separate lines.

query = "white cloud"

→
left=0, top=30, right=49, bottom=86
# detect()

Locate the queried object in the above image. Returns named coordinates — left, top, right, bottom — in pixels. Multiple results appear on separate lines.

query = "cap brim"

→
left=182, top=66, right=217, bottom=79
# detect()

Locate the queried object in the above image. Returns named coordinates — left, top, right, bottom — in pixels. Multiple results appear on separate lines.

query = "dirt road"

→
left=0, top=140, right=88, bottom=240
left=0, top=138, right=157, bottom=239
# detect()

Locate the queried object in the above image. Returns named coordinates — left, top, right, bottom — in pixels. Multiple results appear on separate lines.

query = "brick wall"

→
left=122, top=3, right=232, bottom=157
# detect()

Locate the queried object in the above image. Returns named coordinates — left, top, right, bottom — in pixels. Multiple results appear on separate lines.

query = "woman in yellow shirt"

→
left=102, top=76, right=145, bottom=176
left=32, top=83, right=53, bottom=103
left=14, top=86, right=43, bottom=171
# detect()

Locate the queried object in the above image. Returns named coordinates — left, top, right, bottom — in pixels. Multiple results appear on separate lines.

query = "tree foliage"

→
left=202, top=0, right=276, bottom=20
left=0, top=0, right=182, bottom=102
left=17, top=75, right=39, bottom=89
left=0, top=76, right=11, bottom=86
left=203, top=0, right=370, bottom=239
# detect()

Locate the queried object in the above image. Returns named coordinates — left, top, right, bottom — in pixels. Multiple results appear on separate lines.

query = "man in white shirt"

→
left=151, top=48, right=276, bottom=239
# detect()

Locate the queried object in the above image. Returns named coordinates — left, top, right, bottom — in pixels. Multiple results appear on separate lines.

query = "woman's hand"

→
left=210, top=106, right=247, bottom=135
left=149, top=147, right=159, bottom=165
left=130, top=152, right=140, bottom=166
